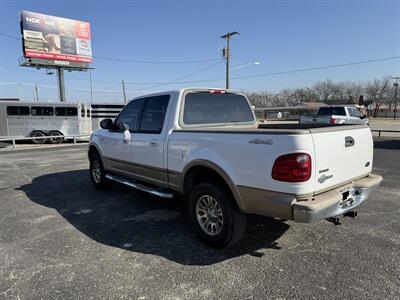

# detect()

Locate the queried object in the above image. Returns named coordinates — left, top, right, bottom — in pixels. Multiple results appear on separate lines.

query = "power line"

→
left=230, top=56, right=400, bottom=80
left=128, top=60, right=223, bottom=92
left=0, top=63, right=116, bottom=83
left=93, top=55, right=221, bottom=64
left=0, top=32, right=20, bottom=40
left=127, top=55, right=400, bottom=85
left=0, top=32, right=220, bottom=65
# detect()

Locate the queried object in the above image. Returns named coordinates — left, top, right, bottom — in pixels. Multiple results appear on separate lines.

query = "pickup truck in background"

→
left=88, top=88, right=382, bottom=248
left=299, top=106, right=369, bottom=125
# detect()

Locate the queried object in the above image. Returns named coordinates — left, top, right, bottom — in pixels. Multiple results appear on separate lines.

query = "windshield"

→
left=317, top=107, right=346, bottom=116
left=183, top=92, right=255, bottom=125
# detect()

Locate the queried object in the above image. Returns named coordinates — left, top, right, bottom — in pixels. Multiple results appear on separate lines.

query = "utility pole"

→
left=34, top=82, right=39, bottom=102
left=393, top=77, right=399, bottom=120
left=122, top=79, right=127, bottom=103
left=220, top=31, right=240, bottom=89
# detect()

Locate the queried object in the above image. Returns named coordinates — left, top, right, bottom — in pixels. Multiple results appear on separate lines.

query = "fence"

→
left=371, top=130, right=400, bottom=139
left=0, top=134, right=91, bottom=150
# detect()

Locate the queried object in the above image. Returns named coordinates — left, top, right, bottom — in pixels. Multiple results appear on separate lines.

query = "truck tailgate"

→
left=311, top=125, right=373, bottom=193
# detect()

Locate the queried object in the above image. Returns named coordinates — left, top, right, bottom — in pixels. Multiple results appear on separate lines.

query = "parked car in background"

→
left=300, top=106, right=369, bottom=125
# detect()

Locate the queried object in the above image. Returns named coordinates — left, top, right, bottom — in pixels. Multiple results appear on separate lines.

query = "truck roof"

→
left=129, top=87, right=244, bottom=101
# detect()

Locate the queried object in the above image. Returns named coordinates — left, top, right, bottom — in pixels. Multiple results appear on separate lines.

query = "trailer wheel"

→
left=31, top=131, right=46, bottom=144
left=48, top=131, right=64, bottom=144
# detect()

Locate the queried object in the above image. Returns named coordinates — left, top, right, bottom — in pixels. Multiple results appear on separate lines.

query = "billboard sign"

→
left=20, top=11, right=92, bottom=65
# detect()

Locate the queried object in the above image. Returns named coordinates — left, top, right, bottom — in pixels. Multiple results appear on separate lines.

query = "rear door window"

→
left=139, top=95, right=170, bottom=133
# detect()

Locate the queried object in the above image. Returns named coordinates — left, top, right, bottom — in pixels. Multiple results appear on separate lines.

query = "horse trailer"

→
left=0, top=101, right=92, bottom=144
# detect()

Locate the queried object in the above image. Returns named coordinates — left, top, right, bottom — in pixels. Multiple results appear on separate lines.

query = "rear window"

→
left=317, top=107, right=346, bottom=116
left=183, top=92, right=254, bottom=125
left=7, top=106, right=29, bottom=115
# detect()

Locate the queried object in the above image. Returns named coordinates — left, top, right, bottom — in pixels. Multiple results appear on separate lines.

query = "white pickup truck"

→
left=88, top=88, right=382, bottom=248
left=300, top=106, right=369, bottom=125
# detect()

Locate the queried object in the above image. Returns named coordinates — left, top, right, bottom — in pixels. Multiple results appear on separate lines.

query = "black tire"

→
left=89, top=153, right=109, bottom=189
left=31, top=131, right=46, bottom=144
left=189, top=182, right=246, bottom=248
left=48, top=131, right=64, bottom=144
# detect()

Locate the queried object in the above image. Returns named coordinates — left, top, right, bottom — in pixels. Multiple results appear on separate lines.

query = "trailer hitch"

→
left=343, top=211, right=357, bottom=219
left=326, top=217, right=341, bottom=225
left=326, top=211, right=358, bottom=225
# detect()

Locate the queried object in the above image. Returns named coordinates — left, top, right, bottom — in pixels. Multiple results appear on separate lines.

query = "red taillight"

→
left=272, top=153, right=312, bottom=182
left=330, top=117, right=336, bottom=124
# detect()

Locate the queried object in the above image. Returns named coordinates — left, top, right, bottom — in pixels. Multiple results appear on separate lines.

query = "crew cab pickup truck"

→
left=300, top=106, right=369, bottom=125
left=88, top=88, right=382, bottom=248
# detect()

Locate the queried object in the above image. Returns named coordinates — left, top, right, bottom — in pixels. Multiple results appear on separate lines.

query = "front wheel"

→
left=89, top=153, right=109, bottom=189
left=189, top=182, right=246, bottom=248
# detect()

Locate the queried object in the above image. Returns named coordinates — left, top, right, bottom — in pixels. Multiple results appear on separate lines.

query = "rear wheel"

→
left=89, top=153, right=109, bottom=189
left=48, top=131, right=64, bottom=144
left=189, top=182, right=246, bottom=248
left=31, top=131, right=46, bottom=144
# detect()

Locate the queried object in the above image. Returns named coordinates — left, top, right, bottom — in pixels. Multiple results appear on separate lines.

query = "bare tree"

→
left=365, top=76, right=391, bottom=116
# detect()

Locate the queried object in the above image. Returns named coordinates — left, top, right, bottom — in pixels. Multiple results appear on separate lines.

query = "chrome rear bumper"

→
left=293, top=174, right=382, bottom=223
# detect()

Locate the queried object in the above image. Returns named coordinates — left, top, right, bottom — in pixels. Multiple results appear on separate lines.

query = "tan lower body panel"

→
left=236, top=185, right=296, bottom=220
left=103, top=156, right=168, bottom=188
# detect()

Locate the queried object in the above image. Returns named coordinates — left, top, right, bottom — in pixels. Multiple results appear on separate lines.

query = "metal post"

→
left=394, top=82, right=398, bottom=120
left=122, top=80, right=127, bottom=103
left=12, top=139, right=16, bottom=150
left=34, top=82, right=39, bottom=102
left=89, top=69, right=93, bottom=104
left=57, top=67, right=66, bottom=102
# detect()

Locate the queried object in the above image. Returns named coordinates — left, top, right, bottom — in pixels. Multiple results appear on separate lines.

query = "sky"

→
left=0, top=0, right=399, bottom=103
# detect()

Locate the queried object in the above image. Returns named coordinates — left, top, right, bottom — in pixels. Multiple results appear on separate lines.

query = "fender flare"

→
left=181, top=159, right=245, bottom=211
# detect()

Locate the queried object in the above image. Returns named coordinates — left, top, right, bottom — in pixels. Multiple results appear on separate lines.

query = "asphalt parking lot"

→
left=0, top=141, right=399, bottom=299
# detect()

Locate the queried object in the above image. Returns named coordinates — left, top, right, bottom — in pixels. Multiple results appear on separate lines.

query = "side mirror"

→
left=118, top=122, right=130, bottom=132
left=100, top=118, right=114, bottom=130
left=360, top=115, right=367, bottom=119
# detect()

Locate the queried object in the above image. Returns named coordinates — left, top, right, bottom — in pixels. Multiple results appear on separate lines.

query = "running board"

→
left=105, top=174, right=174, bottom=199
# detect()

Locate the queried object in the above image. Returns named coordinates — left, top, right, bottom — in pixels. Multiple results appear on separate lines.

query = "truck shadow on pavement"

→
left=19, top=169, right=289, bottom=266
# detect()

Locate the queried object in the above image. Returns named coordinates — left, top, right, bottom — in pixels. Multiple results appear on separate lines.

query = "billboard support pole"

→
left=89, top=69, right=93, bottom=104
left=122, top=80, right=127, bottom=103
left=57, top=67, right=66, bottom=102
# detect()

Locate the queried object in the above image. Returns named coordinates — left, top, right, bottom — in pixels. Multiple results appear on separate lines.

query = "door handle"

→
left=123, top=140, right=129, bottom=144
left=345, top=136, right=354, bottom=147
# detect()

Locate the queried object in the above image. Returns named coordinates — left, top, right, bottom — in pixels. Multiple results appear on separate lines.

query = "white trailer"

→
left=0, top=101, right=92, bottom=144
left=90, top=103, right=125, bottom=131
